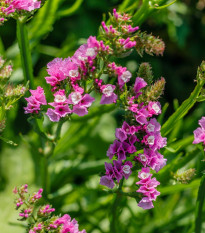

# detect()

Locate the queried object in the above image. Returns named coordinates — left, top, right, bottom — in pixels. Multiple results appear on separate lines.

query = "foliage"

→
left=0, top=0, right=205, bottom=233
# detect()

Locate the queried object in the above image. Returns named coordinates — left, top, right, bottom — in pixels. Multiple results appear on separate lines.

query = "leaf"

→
left=158, top=179, right=200, bottom=196
left=57, top=0, right=84, bottom=18
left=28, top=0, right=62, bottom=48
left=161, top=79, right=205, bottom=137
left=0, top=135, right=17, bottom=146
left=195, top=174, right=205, bottom=233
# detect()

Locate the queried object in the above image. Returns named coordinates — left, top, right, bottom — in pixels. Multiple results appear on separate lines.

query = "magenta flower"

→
left=193, top=117, right=205, bottom=149
left=11, top=0, right=41, bottom=11
left=54, top=214, right=86, bottom=233
left=100, top=84, right=117, bottom=104
left=136, top=168, right=160, bottom=209
left=24, top=86, right=47, bottom=114
left=133, top=77, right=147, bottom=94
left=100, top=175, right=115, bottom=189
left=72, top=94, right=95, bottom=116
left=147, top=101, right=161, bottom=117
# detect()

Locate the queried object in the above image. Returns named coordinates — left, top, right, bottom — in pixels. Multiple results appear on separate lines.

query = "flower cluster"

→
left=0, top=0, right=41, bottom=25
left=136, top=168, right=160, bottom=209
left=24, top=9, right=165, bottom=125
left=193, top=116, right=205, bottom=150
left=100, top=74, right=167, bottom=209
left=0, top=55, right=26, bottom=133
left=13, top=184, right=86, bottom=233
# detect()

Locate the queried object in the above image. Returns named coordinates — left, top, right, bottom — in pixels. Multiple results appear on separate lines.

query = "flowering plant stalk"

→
left=13, top=184, right=86, bottom=233
left=2, top=0, right=205, bottom=232
left=0, top=55, right=27, bottom=143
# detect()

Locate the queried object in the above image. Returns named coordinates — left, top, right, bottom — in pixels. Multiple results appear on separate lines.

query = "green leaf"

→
left=28, top=0, right=62, bottom=48
left=0, top=135, right=17, bottom=146
left=57, top=0, right=84, bottom=18
left=161, top=79, right=205, bottom=136
left=16, top=20, right=34, bottom=88
left=195, top=174, right=205, bottom=233
left=158, top=179, right=200, bottom=196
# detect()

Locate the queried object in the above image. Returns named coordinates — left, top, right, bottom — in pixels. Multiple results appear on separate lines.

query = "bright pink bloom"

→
left=24, top=87, right=47, bottom=114
left=133, top=77, right=147, bottom=94
left=136, top=168, right=160, bottom=209
left=193, top=117, right=205, bottom=150
left=71, top=94, right=95, bottom=116
left=147, top=102, right=161, bottom=116
left=100, top=84, right=117, bottom=104
left=11, top=0, right=41, bottom=11
left=54, top=214, right=86, bottom=233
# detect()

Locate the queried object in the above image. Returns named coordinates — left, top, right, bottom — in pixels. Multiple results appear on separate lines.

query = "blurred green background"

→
left=0, top=0, right=205, bottom=232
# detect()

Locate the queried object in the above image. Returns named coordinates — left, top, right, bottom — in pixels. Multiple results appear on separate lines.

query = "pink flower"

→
left=122, top=161, right=132, bottom=179
left=100, top=84, right=117, bottom=104
left=146, top=118, right=161, bottom=133
left=193, top=117, right=205, bottom=149
left=46, top=108, right=61, bottom=122
left=72, top=94, right=95, bottom=116
left=122, top=121, right=136, bottom=135
left=54, top=214, right=86, bottom=233
left=115, top=128, right=127, bottom=142
left=134, top=77, right=147, bottom=92
left=136, top=168, right=160, bottom=209
left=118, top=70, right=132, bottom=88
left=24, top=86, right=47, bottom=114
left=147, top=102, right=161, bottom=116
left=11, top=0, right=41, bottom=12
left=29, top=86, right=47, bottom=105
left=100, top=175, right=115, bottom=189
left=138, top=197, right=154, bottom=210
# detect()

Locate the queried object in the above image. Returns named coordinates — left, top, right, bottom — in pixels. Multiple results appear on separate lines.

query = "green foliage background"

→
left=0, top=0, right=205, bottom=232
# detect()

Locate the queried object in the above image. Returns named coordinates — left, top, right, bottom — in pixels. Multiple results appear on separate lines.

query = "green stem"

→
left=17, top=19, right=34, bottom=89
left=132, top=0, right=168, bottom=26
left=132, top=0, right=150, bottom=25
left=42, top=155, right=49, bottom=199
left=110, top=178, right=124, bottom=233
left=55, top=120, right=64, bottom=141
left=57, top=0, right=84, bottom=18
left=161, top=78, right=205, bottom=137
left=195, top=173, right=205, bottom=233
left=119, top=0, right=136, bottom=11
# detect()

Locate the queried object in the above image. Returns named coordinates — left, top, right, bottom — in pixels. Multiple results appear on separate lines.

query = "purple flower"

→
left=116, top=145, right=126, bottom=160
left=193, top=117, right=205, bottom=149
left=46, top=109, right=61, bottom=122
left=122, top=161, right=132, bottom=179
left=133, top=77, right=147, bottom=94
left=147, top=102, right=161, bottom=117
left=100, top=176, right=115, bottom=189
left=115, top=128, right=127, bottom=142
left=100, top=84, right=117, bottom=104
left=71, top=93, right=95, bottom=116
left=138, top=197, right=154, bottom=210
left=118, top=70, right=132, bottom=88
left=136, top=168, right=160, bottom=209
left=107, top=140, right=121, bottom=159
left=146, top=118, right=161, bottom=133
left=122, top=121, right=136, bottom=135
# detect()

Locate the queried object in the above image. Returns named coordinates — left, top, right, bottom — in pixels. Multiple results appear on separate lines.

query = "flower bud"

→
left=137, top=63, right=153, bottom=85
left=145, top=77, right=165, bottom=101
left=135, top=31, right=165, bottom=56
left=173, top=168, right=196, bottom=184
